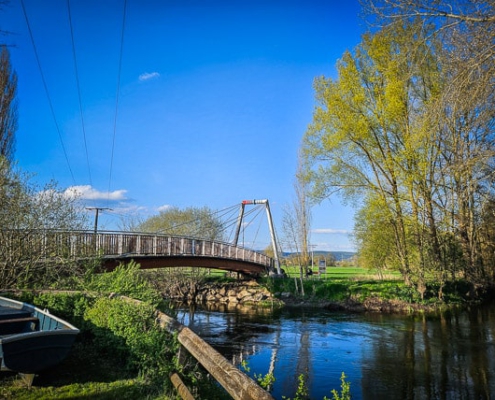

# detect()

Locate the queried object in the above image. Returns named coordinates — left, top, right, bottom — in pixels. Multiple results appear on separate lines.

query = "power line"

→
left=67, top=0, right=92, bottom=186
left=20, top=0, right=76, bottom=185
left=107, top=0, right=128, bottom=206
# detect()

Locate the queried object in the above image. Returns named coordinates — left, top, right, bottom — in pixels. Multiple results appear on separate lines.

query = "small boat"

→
left=0, top=295, right=79, bottom=384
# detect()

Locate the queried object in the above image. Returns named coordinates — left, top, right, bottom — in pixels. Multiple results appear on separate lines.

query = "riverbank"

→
left=160, top=277, right=451, bottom=313
left=283, top=295, right=441, bottom=313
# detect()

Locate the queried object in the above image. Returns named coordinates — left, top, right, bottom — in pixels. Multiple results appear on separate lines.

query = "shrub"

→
left=83, top=261, right=161, bottom=304
left=84, top=297, right=178, bottom=386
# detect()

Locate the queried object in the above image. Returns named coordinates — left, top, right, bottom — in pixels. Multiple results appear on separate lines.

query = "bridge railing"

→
left=2, top=230, right=272, bottom=269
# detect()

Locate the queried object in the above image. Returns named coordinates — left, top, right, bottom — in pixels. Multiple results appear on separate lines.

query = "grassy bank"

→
left=263, top=266, right=471, bottom=309
left=0, top=293, right=175, bottom=399
left=0, top=264, right=228, bottom=400
left=0, top=264, right=474, bottom=398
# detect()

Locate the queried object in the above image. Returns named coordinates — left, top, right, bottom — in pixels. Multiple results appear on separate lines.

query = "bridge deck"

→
left=3, top=230, right=272, bottom=275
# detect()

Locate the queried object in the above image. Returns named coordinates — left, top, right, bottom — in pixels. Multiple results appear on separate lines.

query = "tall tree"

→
left=363, top=0, right=495, bottom=290
left=138, top=206, right=225, bottom=242
left=304, top=11, right=495, bottom=296
left=0, top=45, right=17, bottom=164
left=302, top=21, right=449, bottom=295
left=0, top=160, right=88, bottom=288
left=295, top=150, right=312, bottom=272
left=280, top=152, right=313, bottom=293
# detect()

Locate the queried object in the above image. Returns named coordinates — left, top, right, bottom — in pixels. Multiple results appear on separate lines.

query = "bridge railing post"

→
left=117, top=234, right=123, bottom=255
left=95, top=233, right=100, bottom=254
left=70, top=233, right=76, bottom=257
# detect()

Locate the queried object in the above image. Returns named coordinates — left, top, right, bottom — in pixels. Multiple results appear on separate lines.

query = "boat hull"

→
left=0, top=296, right=79, bottom=375
left=1, top=330, right=78, bottom=373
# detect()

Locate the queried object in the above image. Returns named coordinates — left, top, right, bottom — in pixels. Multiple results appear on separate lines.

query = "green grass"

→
left=264, top=265, right=446, bottom=305
left=281, top=265, right=402, bottom=280
left=0, top=341, right=172, bottom=400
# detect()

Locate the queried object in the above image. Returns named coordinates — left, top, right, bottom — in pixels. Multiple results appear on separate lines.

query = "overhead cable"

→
left=107, top=0, right=127, bottom=206
left=67, top=0, right=92, bottom=187
left=20, top=0, right=76, bottom=185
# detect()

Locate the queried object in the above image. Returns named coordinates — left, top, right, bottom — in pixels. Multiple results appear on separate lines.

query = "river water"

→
left=176, top=302, right=495, bottom=400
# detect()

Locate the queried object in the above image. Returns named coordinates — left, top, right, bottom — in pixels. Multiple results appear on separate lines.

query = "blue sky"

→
left=2, top=0, right=364, bottom=251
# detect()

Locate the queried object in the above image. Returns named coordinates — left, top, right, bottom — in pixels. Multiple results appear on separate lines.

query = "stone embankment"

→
left=165, top=280, right=283, bottom=306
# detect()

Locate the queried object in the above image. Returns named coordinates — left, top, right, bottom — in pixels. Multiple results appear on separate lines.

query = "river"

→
left=176, top=302, right=495, bottom=400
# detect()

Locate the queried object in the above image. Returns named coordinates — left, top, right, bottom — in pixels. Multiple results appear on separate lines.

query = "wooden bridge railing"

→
left=1, top=230, right=273, bottom=269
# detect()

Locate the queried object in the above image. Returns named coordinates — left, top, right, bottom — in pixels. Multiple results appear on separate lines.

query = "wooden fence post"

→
left=118, top=296, right=274, bottom=400
left=156, top=312, right=274, bottom=400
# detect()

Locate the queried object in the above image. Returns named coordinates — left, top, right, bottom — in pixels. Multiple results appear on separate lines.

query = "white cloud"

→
left=312, top=228, right=352, bottom=235
left=64, top=185, right=128, bottom=201
left=138, top=71, right=160, bottom=82
left=109, top=205, right=147, bottom=215
left=157, top=204, right=172, bottom=213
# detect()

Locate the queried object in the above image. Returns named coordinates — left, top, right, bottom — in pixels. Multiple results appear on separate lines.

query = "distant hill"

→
left=323, top=251, right=356, bottom=261
left=281, top=250, right=356, bottom=261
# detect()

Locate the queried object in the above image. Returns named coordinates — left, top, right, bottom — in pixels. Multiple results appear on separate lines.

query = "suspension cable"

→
left=155, top=204, right=240, bottom=235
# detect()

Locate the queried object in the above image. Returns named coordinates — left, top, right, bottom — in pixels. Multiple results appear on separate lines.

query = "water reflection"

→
left=176, top=303, right=495, bottom=400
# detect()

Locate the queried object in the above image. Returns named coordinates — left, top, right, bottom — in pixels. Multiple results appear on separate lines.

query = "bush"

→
left=84, top=296, right=179, bottom=385
left=83, top=261, right=161, bottom=304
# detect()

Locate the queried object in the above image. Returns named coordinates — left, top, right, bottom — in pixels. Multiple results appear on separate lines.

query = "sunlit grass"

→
left=0, top=377, right=165, bottom=400
left=281, top=265, right=402, bottom=281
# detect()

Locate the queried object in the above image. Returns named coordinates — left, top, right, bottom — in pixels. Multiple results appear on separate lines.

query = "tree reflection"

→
left=361, top=307, right=495, bottom=399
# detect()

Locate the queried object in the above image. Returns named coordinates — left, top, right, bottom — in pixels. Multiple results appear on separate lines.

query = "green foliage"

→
left=138, top=205, right=225, bottom=241
left=302, top=16, right=495, bottom=297
left=84, top=261, right=161, bottom=304
left=0, top=291, right=180, bottom=398
left=240, top=359, right=276, bottom=391
left=263, top=266, right=476, bottom=307
left=255, top=371, right=276, bottom=390
left=0, top=161, right=89, bottom=289
left=84, top=296, right=178, bottom=385
left=294, top=374, right=309, bottom=399
left=25, top=292, right=91, bottom=321
left=326, top=372, right=351, bottom=400
left=281, top=372, right=352, bottom=400
left=0, top=378, right=154, bottom=400
left=354, top=195, right=400, bottom=274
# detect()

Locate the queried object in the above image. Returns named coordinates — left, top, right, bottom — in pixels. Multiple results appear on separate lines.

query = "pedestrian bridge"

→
left=7, top=230, right=274, bottom=276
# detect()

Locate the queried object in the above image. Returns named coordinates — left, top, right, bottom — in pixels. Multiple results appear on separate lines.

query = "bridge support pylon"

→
left=233, top=199, right=282, bottom=275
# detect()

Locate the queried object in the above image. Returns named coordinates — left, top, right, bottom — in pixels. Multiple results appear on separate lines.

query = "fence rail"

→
left=0, top=230, right=273, bottom=270
left=119, top=295, right=274, bottom=400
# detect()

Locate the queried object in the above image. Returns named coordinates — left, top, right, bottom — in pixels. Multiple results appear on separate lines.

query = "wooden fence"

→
left=119, top=296, right=274, bottom=400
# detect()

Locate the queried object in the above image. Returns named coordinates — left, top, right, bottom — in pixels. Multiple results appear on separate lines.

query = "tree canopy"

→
left=0, top=160, right=89, bottom=288
left=302, top=14, right=495, bottom=298
left=137, top=206, right=226, bottom=242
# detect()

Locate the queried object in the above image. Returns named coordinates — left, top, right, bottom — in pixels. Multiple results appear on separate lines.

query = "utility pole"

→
left=86, top=207, right=111, bottom=234
left=309, top=244, right=317, bottom=267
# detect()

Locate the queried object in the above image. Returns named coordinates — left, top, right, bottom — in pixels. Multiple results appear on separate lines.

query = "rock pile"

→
left=168, top=280, right=281, bottom=305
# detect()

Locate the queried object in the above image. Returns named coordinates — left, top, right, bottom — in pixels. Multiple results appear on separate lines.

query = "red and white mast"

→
left=234, top=199, right=281, bottom=275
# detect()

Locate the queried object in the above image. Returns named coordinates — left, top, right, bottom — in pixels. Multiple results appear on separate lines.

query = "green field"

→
left=280, top=265, right=402, bottom=280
